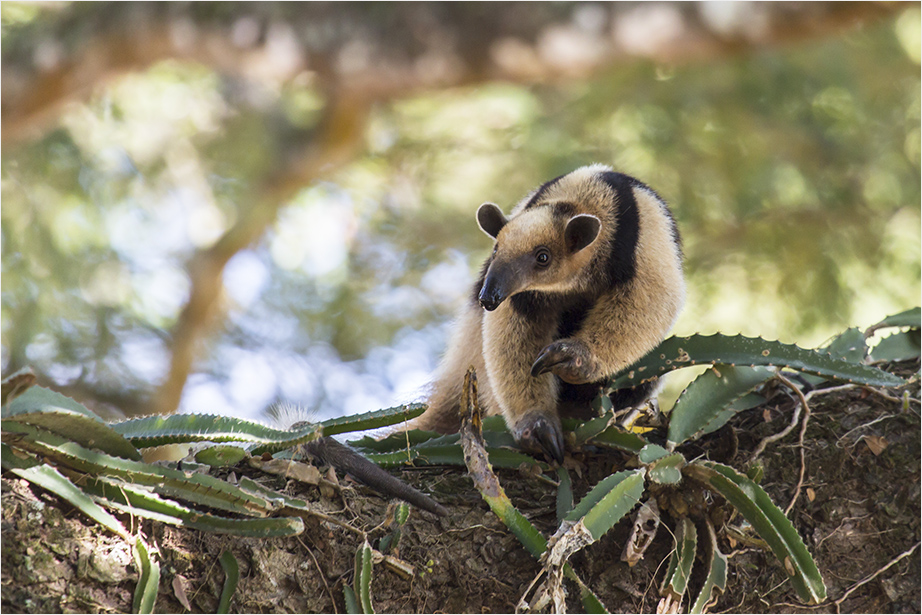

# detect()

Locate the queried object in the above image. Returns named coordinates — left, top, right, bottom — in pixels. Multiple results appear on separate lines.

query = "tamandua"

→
left=416, top=164, right=686, bottom=462
left=305, top=165, right=683, bottom=513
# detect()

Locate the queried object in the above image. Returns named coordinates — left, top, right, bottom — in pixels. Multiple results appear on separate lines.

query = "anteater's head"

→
left=475, top=201, right=601, bottom=311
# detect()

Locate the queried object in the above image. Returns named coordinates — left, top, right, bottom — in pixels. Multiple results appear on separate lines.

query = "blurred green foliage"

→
left=1, top=8, right=919, bottom=421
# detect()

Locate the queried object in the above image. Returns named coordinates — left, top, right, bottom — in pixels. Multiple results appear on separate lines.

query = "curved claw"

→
left=516, top=415, right=565, bottom=464
left=531, top=345, right=568, bottom=378
left=531, top=340, right=594, bottom=385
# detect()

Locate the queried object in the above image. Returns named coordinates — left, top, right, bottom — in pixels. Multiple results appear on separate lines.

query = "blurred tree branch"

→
left=148, top=92, right=371, bottom=417
left=2, top=1, right=898, bottom=144
left=0, top=1, right=902, bottom=416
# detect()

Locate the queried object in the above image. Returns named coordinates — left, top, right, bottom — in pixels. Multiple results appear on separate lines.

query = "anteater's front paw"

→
left=531, top=339, right=596, bottom=384
left=512, top=413, right=565, bottom=464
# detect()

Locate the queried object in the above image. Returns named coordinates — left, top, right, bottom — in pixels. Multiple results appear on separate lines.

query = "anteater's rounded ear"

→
left=565, top=214, right=601, bottom=253
left=476, top=203, right=507, bottom=239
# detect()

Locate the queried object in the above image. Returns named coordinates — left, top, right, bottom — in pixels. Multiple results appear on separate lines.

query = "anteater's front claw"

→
left=531, top=339, right=594, bottom=384
left=515, top=414, right=565, bottom=464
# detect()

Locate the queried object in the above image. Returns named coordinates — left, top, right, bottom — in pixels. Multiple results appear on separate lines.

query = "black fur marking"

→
left=552, top=202, right=577, bottom=218
left=608, top=380, right=659, bottom=410
left=523, top=173, right=566, bottom=209
left=557, top=380, right=603, bottom=419
left=598, top=172, right=641, bottom=287
left=556, top=295, right=594, bottom=339
left=510, top=291, right=552, bottom=319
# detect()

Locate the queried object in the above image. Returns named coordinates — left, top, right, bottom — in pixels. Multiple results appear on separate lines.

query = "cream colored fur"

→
left=413, top=165, right=685, bottom=438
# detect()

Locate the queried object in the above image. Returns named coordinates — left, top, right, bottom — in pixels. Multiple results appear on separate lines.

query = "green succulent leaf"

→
left=585, top=425, right=648, bottom=453
left=690, top=524, right=728, bottom=614
left=869, top=329, right=921, bottom=362
left=3, top=386, right=141, bottom=460
left=610, top=334, right=905, bottom=390
left=867, top=307, right=921, bottom=333
left=9, top=462, right=130, bottom=539
left=823, top=327, right=868, bottom=363
left=109, top=413, right=321, bottom=456
left=81, top=476, right=304, bottom=537
left=348, top=429, right=443, bottom=453
left=572, top=573, right=610, bottom=614
left=133, top=537, right=160, bottom=615
left=564, top=469, right=646, bottom=541
left=662, top=517, right=697, bottom=600
left=667, top=365, right=775, bottom=446
left=638, top=443, right=670, bottom=464
left=354, top=540, right=375, bottom=614
left=320, top=403, right=426, bottom=436
left=4, top=422, right=276, bottom=517
left=344, top=585, right=360, bottom=615
left=194, top=444, right=248, bottom=467
left=649, top=453, right=686, bottom=485
left=685, top=461, right=826, bottom=604
left=217, top=551, right=240, bottom=614
left=365, top=444, right=544, bottom=471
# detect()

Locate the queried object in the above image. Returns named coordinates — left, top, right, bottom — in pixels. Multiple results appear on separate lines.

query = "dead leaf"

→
left=863, top=435, right=888, bottom=456
left=806, top=487, right=816, bottom=502
left=248, top=457, right=321, bottom=484
left=172, top=574, right=192, bottom=611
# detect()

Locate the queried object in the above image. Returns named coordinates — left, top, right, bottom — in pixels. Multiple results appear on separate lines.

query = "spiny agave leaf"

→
left=638, top=443, right=670, bottom=464
left=9, top=463, right=130, bottom=539
left=685, top=461, right=826, bottom=604
left=320, top=403, right=426, bottom=437
left=869, top=329, right=921, bottom=362
left=4, top=386, right=141, bottom=460
left=217, top=551, right=240, bottom=614
left=348, top=429, right=443, bottom=453
left=235, top=476, right=313, bottom=513
left=366, top=444, right=544, bottom=471
left=4, top=422, right=275, bottom=517
left=352, top=429, right=516, bottom=455
left=823, top=327, right=868, bottom=363
left=354, top=540, right=375, bottom=614
left=82, top=477, right=304, bottom=537
left=662, top=518, right=697, bottom=600
left=569, top=413, right=615, bottom=443
left=667, top=365, right=775, bottom=446
left=109, top=413, right=321, bottom=456
left=585, top=425, right=648, bottom=453
left=564, top=469, right=646, bottom=541
left=1, top=367, right=37, bottom=406
left=344, top=586, right=360, bottom=615
left=801, top=327, right=871, bottom=387
left=701, top=391, right=768, bottom=438
left=1, top=442, right=39, bottom=471
left=133, top=537, right=160, bottom=615
left=609, top=334, right=905, bottom=390
left=194, top=444, right=248, bottom=467
left=689, top=522, right=728, bottom=614
left=571, top=572, right=610, bottom=614
left=649, top=453, right=686, bottom=485
left=395, top=501, right=411, bottom=526
left=866, top=307, right=921, bottom=334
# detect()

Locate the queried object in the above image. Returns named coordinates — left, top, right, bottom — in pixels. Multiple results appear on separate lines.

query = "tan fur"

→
left=413, top=165, right=685, bottom=450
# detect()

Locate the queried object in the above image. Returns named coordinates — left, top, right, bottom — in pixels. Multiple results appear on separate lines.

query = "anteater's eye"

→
left=535, top=248, right=551, bottom=267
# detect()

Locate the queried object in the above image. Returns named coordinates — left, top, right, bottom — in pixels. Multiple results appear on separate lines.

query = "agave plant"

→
left=2, top=308, right=918, bottom=613
left=347, top=308, right=917, bottom=613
